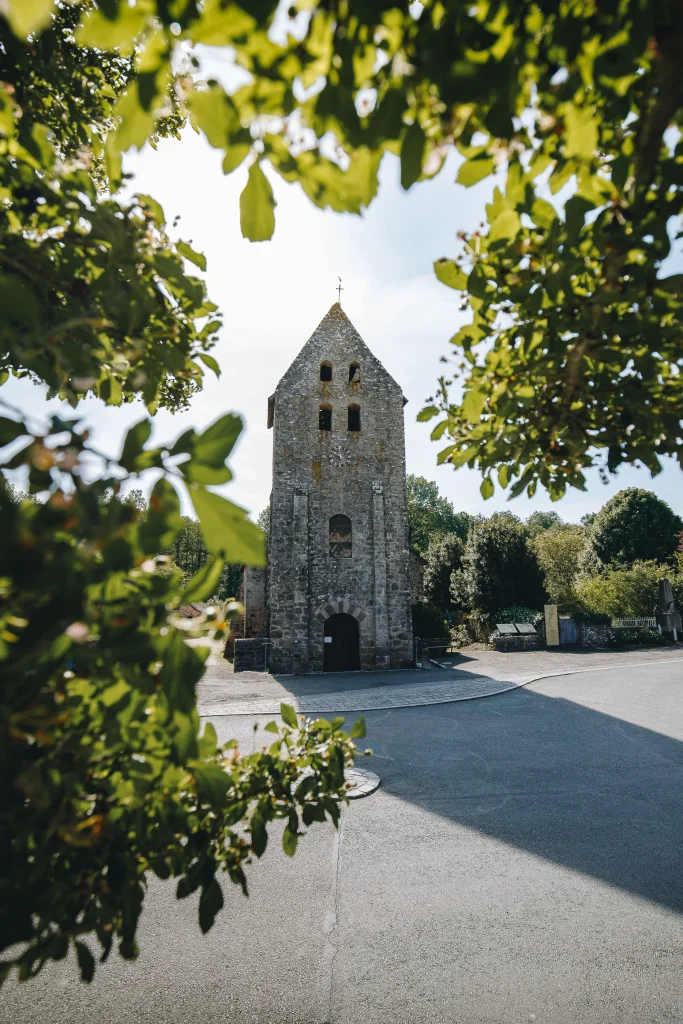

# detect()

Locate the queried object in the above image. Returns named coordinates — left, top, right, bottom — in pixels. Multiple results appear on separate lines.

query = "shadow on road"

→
left=361, top=679, right=683, bottom=914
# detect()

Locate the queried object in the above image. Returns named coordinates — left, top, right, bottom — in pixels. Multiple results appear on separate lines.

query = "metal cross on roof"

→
left=336, top=277, right=344, bottom=302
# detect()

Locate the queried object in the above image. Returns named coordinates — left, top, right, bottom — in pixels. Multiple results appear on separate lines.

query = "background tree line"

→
left=407, top=477, right=683, bottom=640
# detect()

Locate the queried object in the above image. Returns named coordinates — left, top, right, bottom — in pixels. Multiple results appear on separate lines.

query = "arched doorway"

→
left=323, top=613, right=360, bottom=672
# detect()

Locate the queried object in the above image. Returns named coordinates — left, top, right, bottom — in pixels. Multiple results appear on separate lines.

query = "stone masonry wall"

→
left=267, top=304, right=413, bottom=673
left=243, top=566, right=268, bottom=638
left=233, top=638, right=269, bottom=672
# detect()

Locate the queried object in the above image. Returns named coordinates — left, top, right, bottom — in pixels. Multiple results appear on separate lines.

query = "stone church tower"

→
left=262, top=302, right=413, bottom=674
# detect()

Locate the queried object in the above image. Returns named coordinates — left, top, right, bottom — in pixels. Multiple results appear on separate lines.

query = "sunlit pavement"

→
left=5, top=657, right=683, bottom=1024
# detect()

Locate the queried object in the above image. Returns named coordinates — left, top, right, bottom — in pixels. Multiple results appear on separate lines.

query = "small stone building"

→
left=239, top=302, right=413, bottom=673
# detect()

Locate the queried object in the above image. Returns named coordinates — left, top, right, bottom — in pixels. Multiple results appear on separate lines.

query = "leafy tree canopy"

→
left=4, top=0, right=682, bottom=496
left=585, top=487, right=683, bottom=566
left=1, top=4, right=219, bottom=412
left=0, top=0, right=368, bottom=989
left=452, top=513, right=547, bottom=619
left=423, top=532, right=464, bottom=614
left=0, top=405, right=364, bottom=985
left=532, top=525, right=587, bottom=610
left=406, top=474, right=471, bottom=554
left=525, top=510, right=565, bottom=537
left=576, top=559, right=683, bottom=618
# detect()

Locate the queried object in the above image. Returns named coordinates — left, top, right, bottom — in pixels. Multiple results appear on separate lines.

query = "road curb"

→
left=198, top=653, right=683, bottom=718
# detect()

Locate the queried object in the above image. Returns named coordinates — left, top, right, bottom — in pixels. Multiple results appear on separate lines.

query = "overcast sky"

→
left=5, top=125, right=681, bottom=523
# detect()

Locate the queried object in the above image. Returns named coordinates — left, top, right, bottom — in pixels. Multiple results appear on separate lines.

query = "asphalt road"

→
left=4, top=658, right=683, bottom=1023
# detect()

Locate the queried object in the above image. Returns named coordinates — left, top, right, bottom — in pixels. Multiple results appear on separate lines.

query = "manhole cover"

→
left=345, top=766, right=380, bottom=799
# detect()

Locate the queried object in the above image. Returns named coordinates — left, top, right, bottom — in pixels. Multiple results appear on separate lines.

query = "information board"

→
left=516, top=623, right=537, bottom=635
left=496, top=623, right=518, bottom=635
left=544, top=604, right=560, bottom=646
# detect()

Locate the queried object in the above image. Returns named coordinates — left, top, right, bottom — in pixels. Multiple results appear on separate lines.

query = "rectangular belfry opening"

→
left=319, top=404, right=332, bottom=430
left=347, top=404, right=361, bottom=432
left=320, top=361, right=332, bottom=381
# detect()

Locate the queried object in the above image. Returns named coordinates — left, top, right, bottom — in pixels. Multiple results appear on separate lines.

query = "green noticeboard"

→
left=545, top=604, right=559, bottom=646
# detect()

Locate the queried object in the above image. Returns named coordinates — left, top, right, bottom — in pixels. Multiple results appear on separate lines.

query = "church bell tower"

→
left=266, top=302, right=413, bottom=674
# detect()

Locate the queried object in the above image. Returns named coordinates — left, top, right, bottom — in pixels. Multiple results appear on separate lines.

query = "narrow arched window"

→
left=329, top=514, right=352, bottom=558
left=349, top=362, right=360, bottom=383
left=320, top=361, right=332, bottom=381
left=319, top=404, right=332, bottom=431
left=347, top=404, right=361, bottom=432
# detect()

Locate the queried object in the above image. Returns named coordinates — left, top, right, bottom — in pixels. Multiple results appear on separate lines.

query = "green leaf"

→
left=0, top=416, right=28, bottom=448
left=199, top=878, right=224, bottom=934
left=139, top=477, right=182, bottom=554
left=400, top=121, right=426, bottom=190
left=190, top=486, right=266, bottom=565
left=159, top=631, right=208, bottom=713
left=199, top=721, right=218, bottom=758
left=173, top=711, right=198, bottom=761
left=488, top=208, right=520, bottom=242
left=0, top=275, right=41, bottom=327
left=480, top=477, right=494, bottom=499
left=280, top=703, right=298, bottom=728
left=240, top=162, right=276, bottom=242
left=417, top=406, right=439, bottom=422
left=282, top=827, right=299, bottom=857
left=564, top=195, right=595, bottom=243
left=350, top=716, right=366, bottom=739
left=111, top=85, right=156, bottom=153
left=194, top=414, right=242, bottom=467
left=75, top=941, right=95, bottom=983
left=76, top=5, right=146, bottom=51
left=434, top=258, right=467, bottom=290
left=530, top=198, right=557, bottom=229
left=564, top=105, right=598, bottom=161
left=99, top=375, right=123, bottom=406
left=263, top=721, right=279, bottom=734
left=222, top=144, right=252, bottom=175
left=250, top=812, right=268, bottom=857
left=186, top=82, right=239, bottom=146
left=6, top=0, right=56, bottom=38
left=181, top=557, right=225, bottom=604
left=461, top=388, right=487, bottom=422
left=457, top=155, right=495, bottom=187
left=497, top=465, right=510, bottom=488
left=191, top=762, right=230, bottom=804
left=176, top=242, right=207, bottom=272
left=197, top=353, right=221, bottom=377
left=119, top=419, right=152, bottom=472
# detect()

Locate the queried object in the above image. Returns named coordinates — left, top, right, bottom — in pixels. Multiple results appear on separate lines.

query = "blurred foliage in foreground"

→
left=4, top=0, right=682, bottom=495
left=0, top=409, right=364, bottom=984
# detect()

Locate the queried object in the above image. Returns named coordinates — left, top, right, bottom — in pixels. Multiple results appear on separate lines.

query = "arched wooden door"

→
left=323, top=613, right=360, bottom=672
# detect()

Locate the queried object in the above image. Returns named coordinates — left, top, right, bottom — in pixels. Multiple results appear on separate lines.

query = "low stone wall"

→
left=234, top=638, right=269, bottom=672
left=577, top=623, right=615, bottom=647
left=492, top=633, right=540, bottom=653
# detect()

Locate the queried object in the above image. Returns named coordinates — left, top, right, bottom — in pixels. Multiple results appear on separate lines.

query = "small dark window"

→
left=349, top=362, right=360, bottom=383
left=319, top=404, right=332, bottom=431
left=320, top=362, right=332, bottom=382
left=347, top=404, right=361, bottom=432
left=329, top=514, right=352, bottom=558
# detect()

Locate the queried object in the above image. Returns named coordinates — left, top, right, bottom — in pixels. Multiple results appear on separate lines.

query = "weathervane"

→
left=336, top=276, right=344, bottom=302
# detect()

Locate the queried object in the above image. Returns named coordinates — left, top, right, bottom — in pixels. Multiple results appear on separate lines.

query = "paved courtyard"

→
left=4, top=652, right=683, bottom=1023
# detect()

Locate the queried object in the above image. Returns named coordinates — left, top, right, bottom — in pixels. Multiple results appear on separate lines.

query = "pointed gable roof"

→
left=274, top=302, right=405, bottom=398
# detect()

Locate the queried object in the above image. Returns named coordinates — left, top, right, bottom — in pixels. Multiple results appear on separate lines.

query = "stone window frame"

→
left=320, top=361, right=332, bottom=382
left=319, top=403, right=332, bottom=431
left=329, top=514, right=352, bottom=558
left=349, top=362, right=360, bottom=383
left=347, top=403, right=361, bottom=432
